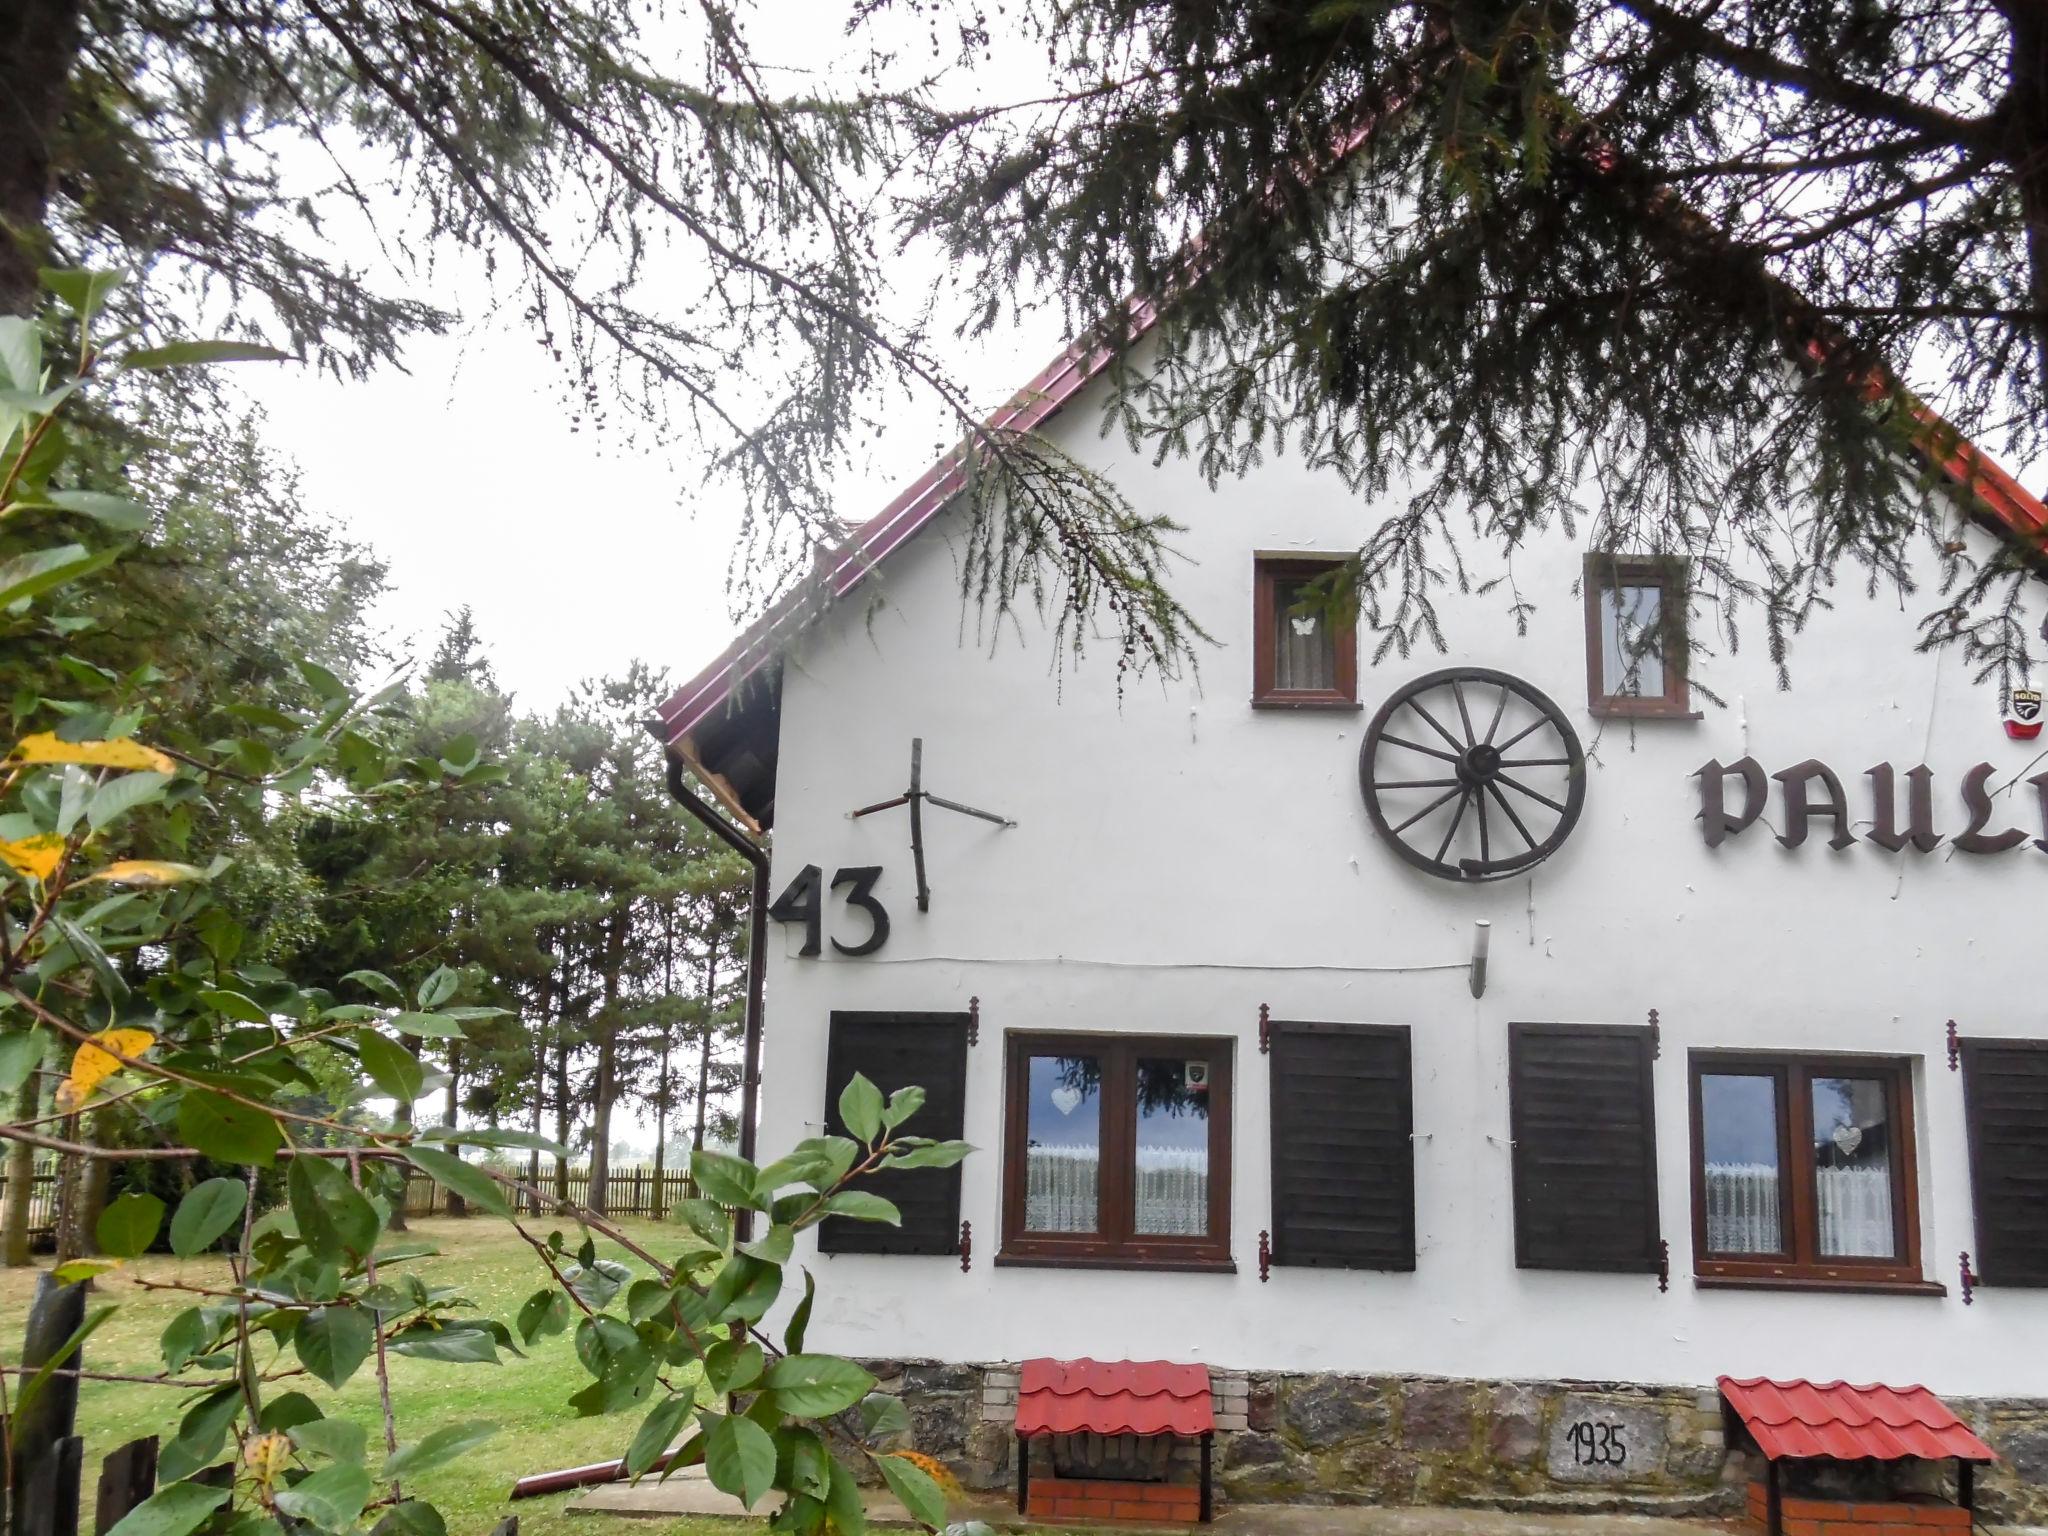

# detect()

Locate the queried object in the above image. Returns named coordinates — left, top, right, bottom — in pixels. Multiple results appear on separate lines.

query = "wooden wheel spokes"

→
left=1358, top=668, right=1587, bottom=882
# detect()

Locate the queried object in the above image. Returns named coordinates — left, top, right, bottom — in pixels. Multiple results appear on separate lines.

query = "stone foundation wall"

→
left=858, top=1360, right=2048, bottom=1522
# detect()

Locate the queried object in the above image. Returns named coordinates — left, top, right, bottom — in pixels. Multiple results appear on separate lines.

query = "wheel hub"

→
left=1457, top=742, right=1502, bottom=786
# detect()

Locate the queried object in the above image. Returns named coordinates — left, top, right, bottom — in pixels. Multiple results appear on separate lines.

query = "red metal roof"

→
left=1719, top=1377, right=1995, bottom=1463
left=1015, top=1358, right=1215, bottom=1439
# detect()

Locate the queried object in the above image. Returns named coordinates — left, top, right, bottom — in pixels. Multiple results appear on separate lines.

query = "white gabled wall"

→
left=748, top=372, right=2048, bottom=1396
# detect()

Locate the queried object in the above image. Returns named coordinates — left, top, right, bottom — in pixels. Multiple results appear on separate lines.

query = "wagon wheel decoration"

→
left=1359, top=667, right=1586, bottom=882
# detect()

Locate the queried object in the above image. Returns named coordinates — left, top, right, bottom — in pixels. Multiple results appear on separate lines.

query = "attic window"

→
left=1253, top=557, right=1357, bottom=708
left=1583, top=555, right=1696, bottom=719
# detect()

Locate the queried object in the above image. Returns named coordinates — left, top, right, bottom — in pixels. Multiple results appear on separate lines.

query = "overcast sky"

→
left=220, top=4, right=1061, bottom=717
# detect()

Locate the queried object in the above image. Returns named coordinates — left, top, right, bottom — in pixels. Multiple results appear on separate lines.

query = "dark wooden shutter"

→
left=1960, top=1037, right=2048, bottom=1286
left=1508, top=1022, right=1660, bottom=1272
left=1269, top=1022, right=1415, bottom=1269
left=818, top=1011, right=969, bottom=1255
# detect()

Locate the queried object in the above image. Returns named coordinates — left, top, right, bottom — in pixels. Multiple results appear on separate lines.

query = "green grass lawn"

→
left=1, top=1215, right=760, bottom=1536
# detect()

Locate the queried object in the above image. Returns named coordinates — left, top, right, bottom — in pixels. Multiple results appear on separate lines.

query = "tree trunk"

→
left=0, top=0, right=86, bottom=317
left=526, top=951, right=554, bottom=1213
left=2003, top=0, right=2048, bottom=438
left=651, top=904, right=674, bottom=1220
left=692, top=932, right=722, bottom=1153
left=387, top=1038, right=418, bottom=1233
left=50, top=1116, right=86, bottom=1263
left=442, top=1040, right=465, bottom=1217
left=76, top=1107, right=113, bottom=1251
left=553, top=1036, right=571, bottom=1203
left=585, top=912, right=627, bottom=1217
left=2, top=1074, right=41, bottom=1265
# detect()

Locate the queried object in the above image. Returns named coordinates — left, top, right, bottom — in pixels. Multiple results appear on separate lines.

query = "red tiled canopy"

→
left=1016, top=1358, right=1215, bottom=1438
left=1719, top=1377, right=1995, bottom=1463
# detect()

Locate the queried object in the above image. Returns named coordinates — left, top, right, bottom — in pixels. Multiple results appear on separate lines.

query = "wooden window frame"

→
left=1688, top=1052, right=1934, bottom=1293
left=1582, top=554, right=1697, bottom=720
left=997, top=1031, right=1234, bottom=1272
left=1252, top=555, right=1358, bottom=709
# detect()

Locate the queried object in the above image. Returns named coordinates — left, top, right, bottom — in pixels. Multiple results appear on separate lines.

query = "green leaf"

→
left=386, top=1325, right=499, bottom=1364
left=0, top=544, right=118, bottom=610
left=858, top=1392, right=909, bottom=1439
left=95, top=1191, right=164, bottom=1257
left=0, top=316, right=38, bottom=393
left=357, top=1030, right=423, bottom=1103
left=342, top=969, right=402, bottom=1003
left=259, top=1391, right=326, bottom=1432
left=763, top=1354, right=877, bottom=1418
left=159, top=1384, right=240, bottom=1481
left=880, top=1085, right=925, bottom=1131
left=123, top=339, right=293, bottom=371
left=295, top=1305, right=374, bottom=1388
left=403, top=1145, right=510, bottom=1217
left=690, top=1148, right=760, bottom=1209
left=784, top=1269, right=815, bottom=1355
left=288, top=1155, right=379, bottom=1261
left=102, top=1480, right=231, bottom=1536
left=838, top=1072, right=884, bottom=1143
left=819, top=1191, right=899, bottom=1225
left=88, top=770, right=169, bottom=830
left=703, top=1412, right=777, bottom=1509
left=53, top=1258, right=117, bottom=1283
left=47, top=490, right=148, bottom=532
left=704, top=1339, right=764, bottom=1396
left=383, top=1420, right=498, bottom=1480
left=169, top=1177, right=247, bottom=1257
left=0, top=1028, right=47, bottom=1093
left=825, top=1454, right=869, bottom=1536
left=878, top=1140, right=974, bottom=1172
left=200, top=988, right=269, bottom=1024
left=416, top=965, right=459, bottom=1009
left=296, top=657, right=348, bottom=701
left=390, top=1011, right=467, bottom=1039
left=626, top=1390, right=696, bottom=1478
left=516, top=1288, right=570, bottom=1344
left=370, top=1502, right=447, bottom=1536
left=290, top=1417, right=367, bottom=1462
left=877, top=1452, right=949, bottom=1529
left=178, top=1089, right=282, bottom=1165
left=273, top=1461, right=372, bottom=1532
left=40, top=267, right=121, bottom=331
left=416, top=1125, right=566, bottom=1158
left=738, top=1224, right=793, bottom=1265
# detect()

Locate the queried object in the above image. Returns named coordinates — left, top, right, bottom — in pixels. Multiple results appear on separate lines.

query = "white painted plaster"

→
left=745, top=363, right=2048, bottom=1398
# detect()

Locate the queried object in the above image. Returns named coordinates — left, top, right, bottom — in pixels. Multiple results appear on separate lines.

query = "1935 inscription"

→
left=1565, top=1420, right=1628, bottom=1467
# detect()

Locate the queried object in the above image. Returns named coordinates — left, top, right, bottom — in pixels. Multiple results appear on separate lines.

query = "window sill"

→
left=995, top=1251, right=1238, bottom=1275
left=1588, top=702, right=1702, bottom=721
left=1251, top=696, right=1361, bottom=712
left=1695, top=1274, right=1947, bottom=1298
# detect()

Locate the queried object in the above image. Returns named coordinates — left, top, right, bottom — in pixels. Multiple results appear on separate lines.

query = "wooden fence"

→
left=402, top=1161, right=700, bottom=1218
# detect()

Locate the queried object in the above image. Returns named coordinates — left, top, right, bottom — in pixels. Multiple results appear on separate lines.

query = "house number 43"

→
left=768, top=864, right=889, bottom=957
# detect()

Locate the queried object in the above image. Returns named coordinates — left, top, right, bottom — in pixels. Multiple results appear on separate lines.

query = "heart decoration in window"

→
left=1050, top=1084, right=1082, bottom=1116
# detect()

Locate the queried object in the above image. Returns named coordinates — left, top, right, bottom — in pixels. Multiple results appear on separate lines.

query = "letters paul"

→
left=1696, top=757, right=2048, bottom=855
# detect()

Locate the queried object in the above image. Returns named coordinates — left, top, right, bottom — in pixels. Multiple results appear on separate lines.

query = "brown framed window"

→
left=999, top=1032, right=1233, bottom=1271
left=1583, top=554, right=1695, bottom=719
left=1253, top=556, right=1357, bottom=707
left=1689, top=1053, right=1931, bottom=1291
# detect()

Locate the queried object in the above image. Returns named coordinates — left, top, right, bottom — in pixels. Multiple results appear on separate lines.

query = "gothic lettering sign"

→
left=1696, top=758, right=2048, bottom=855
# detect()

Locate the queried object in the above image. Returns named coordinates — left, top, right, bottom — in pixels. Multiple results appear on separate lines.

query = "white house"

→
left=654, top=303, right=2048, bottom=1516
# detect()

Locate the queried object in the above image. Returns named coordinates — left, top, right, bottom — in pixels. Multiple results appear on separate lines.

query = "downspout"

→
left=662, top=753, right=768, bottom=1198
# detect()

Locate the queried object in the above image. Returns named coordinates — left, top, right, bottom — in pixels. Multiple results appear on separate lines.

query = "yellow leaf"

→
left=0, top=833, right=65, bottom=881
left=245, top=1431, right=293, bottom=1489
left=10, top=733, right=176, bottom=774
left=82, top=860, right=207, bottom=888
left=54, top=1026, right=156, bottom=1110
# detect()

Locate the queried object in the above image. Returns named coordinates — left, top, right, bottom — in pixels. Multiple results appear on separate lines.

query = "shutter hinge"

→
left=960, top=1220, right=972, bottom=1273
left=1657, top=1238, right=1669, bottom=1293
left=1960, top=1250, right=1978, bottom=1304
left=1258, top=1229, right=1272, bottom=1283
left=1258, top=1003, right=1271, bottom=1055
left=1947, top=1018, right=1960, bottom=1072
left=967, top=996, right=979, bottom=1047
left=1648, top=1008, right=1660, bottom=1058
